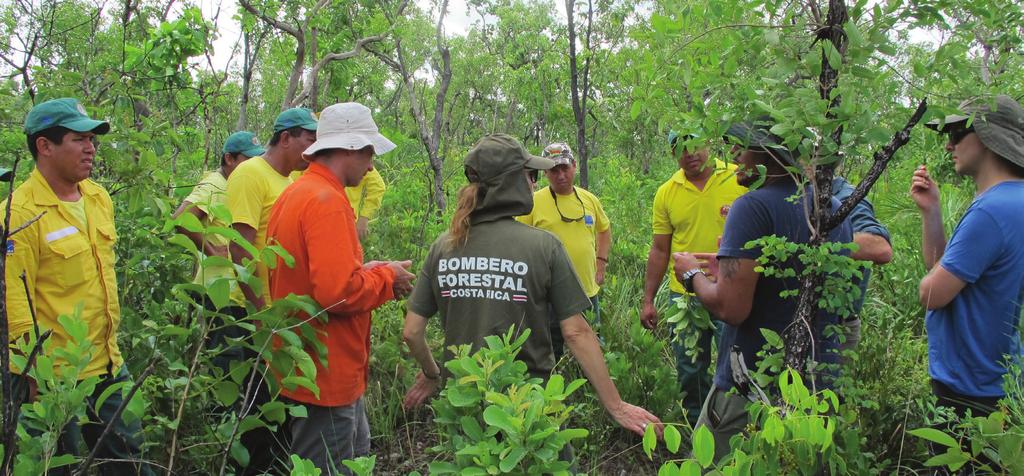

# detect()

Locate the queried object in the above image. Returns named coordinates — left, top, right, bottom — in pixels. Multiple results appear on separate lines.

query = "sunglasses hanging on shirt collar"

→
left=550, top=186, right=588, bottom=223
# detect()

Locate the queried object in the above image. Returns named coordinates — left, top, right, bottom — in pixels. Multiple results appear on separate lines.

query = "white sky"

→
left=189, top=0, right=938, bottom=73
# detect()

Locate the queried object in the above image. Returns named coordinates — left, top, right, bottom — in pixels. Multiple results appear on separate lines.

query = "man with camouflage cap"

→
left=518, top=142, right=610, bottom=361
left=5, top=98, right=155, bottom=474
left=913, top=94, right=1024, bottom=417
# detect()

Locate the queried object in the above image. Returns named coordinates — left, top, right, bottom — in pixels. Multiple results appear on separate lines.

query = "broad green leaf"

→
left=664, top=424, right=682, bottom=453
left=693, top=424, right=715, bottom=467
left=909, top=427, right=960, bottom=449
left=642, top=421, right=656, bottom=458
left=482, top=405, right=518, bottom=434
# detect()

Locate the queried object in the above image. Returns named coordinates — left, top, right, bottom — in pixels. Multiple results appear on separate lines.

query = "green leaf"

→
left=630, top=100, right=643, bottom=120
left=499, top=447, right=526, bottom=472
left=214, top=381, right=239, bottom=406
left=482, top=405, right=518, bottom=434
left=909, top=427, right=960, bottom=449
left=693, top=424, right=715, bottom=467
left=664, top=425, right=681, bottom=453
left=642, top=422, right=656, bottom=458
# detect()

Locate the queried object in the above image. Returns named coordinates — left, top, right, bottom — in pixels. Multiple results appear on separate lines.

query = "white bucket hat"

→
left=303, top=102, right=396, bottom=157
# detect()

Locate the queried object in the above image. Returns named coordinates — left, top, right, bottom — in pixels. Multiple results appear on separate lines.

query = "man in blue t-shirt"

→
left=913, top=95, right=1024, bottom=417
left=673, top=118, right=853, bottom=460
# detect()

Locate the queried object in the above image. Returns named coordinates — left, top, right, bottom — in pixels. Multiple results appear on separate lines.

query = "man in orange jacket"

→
left=267, top=102, right=415, bottom=471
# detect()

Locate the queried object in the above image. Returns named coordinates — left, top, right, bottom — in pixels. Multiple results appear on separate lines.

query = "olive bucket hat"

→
left=464, top=134, right=555, bottom=184
left=926, top=95, right=1024, bottom=167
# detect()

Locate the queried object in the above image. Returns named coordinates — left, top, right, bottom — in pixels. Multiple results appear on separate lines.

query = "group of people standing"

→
left=4, top=92, right=1023, bottom=474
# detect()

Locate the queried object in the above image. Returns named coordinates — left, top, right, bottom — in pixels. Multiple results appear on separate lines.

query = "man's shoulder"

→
left=80, top=179, right=113, bottom=204
left=576, top=186, right=603, bottom=204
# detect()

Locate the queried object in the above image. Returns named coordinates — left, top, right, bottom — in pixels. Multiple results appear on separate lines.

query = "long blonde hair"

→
left=446, top=182, right=481, bottom=251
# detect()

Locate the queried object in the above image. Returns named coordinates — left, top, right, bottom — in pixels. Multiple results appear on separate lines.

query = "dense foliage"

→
left=1, top=0, right=1023, bottom=474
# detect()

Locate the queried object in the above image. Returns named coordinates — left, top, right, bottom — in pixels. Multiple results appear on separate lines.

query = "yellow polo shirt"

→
left=345, top=168, right=386, bottom=220
left=226, top=157, right=292, bottom=305
left=184, top=171, right=244, bottom=305
left=4, top=169, right=123, bottom=378
left=518, top=186, right=610, bottom=297
left=652, top=160, right=747, bottom=293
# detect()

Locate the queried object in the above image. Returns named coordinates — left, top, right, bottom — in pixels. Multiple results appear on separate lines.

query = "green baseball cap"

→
left=724, top=117, right=797, bottom=165
left=24, top=98, right=110, bottom=136
left=926, top=95, right=1024, bottom=168
left=273, top=107, right=318, bottom=133
left=223, top=131, right=266, bottom=157
left=464, top=134, right=555, bottom=184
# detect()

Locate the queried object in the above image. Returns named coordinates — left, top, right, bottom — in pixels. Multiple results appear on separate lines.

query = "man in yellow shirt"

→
left=518, top=142, right=610, bottom=360
left=227, top=108, right=317, bottom=310
left=346, top=168, right=386, bottom=240
left=225, top=109, right=315, bottom=473
left=5, top=98, right=154, bottom=474
left=173, top=131, right=263, bottom=370
left=640, top=131, right=746, bottom=424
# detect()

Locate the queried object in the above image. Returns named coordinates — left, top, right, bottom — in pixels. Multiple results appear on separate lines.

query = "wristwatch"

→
left=681, top=268, right=705, bottom=293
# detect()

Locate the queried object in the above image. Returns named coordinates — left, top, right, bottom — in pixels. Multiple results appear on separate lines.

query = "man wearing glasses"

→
left=640, top=131, right=747, bottom=426
left=518, top=142, right=610, bottom=360
left=913, top=95, right=1024, bottom=419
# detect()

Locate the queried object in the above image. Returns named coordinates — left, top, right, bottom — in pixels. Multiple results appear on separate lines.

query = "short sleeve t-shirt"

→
left=927, top=180, right=1024, bottom=397
left=652, top=161, right=747, bottom=293
left=407, top=218, right=592, bottom=378
left=517, top=186, right=610, bottom=297
left=185, top=171, right=244, bottom=305
left=226, top=157, right=293, bottom=304
left=714, top=181, right=853, bottom=391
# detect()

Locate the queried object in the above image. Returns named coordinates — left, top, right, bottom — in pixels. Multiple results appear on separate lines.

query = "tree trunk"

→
left=565, top=0, right=589, bottom=187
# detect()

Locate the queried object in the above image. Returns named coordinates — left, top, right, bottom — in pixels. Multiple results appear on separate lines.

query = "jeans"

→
left=287, top=397, right=370, bottom=475
left=669, top=292, right=723, bottom=425
left=14, top=366, right=155, bottom=476
left=549, top=295, right=602, bottom=362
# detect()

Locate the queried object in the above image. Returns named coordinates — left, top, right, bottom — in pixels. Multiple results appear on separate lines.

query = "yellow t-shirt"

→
left=518, top=186, right=610, bottom=297
left=652, top=160, right=747, bottom=293
left=184, top=171, right=244, bottom=305
left=61, top=197, right=87, bottom=229
left=226, top=157, right=293, bottom=305
left=345, top=169, right=386, bottom=219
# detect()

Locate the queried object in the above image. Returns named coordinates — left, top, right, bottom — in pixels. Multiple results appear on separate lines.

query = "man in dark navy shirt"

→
left=673, top=118, right=852, bottom=460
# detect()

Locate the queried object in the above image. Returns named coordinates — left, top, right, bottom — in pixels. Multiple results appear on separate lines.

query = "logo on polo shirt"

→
left=720, top=205, right=731, bottom=218
left=436, top=256, right=529, bottom=303
left=5, top=240, right=13, bottom=255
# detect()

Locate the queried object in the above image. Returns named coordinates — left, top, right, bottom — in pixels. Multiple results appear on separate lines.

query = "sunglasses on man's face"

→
left=948, top=126, right=975, bottom=146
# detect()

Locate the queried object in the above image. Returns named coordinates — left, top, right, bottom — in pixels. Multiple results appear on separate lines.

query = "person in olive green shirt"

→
left=401, top=134, right=662, bottom=445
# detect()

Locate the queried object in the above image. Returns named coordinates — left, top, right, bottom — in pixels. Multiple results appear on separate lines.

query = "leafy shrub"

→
left=429, top=327, right=589, bottom=475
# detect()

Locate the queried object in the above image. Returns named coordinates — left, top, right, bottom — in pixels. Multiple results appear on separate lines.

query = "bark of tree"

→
left=565, top=0, right=594, bottom=188
left=782, top=0, right=928, bottom=382
left=377, top=0, right=452, bottom=212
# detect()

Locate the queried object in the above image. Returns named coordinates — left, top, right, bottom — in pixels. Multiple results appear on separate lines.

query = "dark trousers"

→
left=669, top=292, right=724, bottom=425
left=14, top=367, right=155, bottom=476
left=549, top=295, right=602, bottom=362
left=286, top=397, right=370, bottom=475
left=194, top=293, right=288, bottom=475
left=929, top=379, right=1002, bottom=475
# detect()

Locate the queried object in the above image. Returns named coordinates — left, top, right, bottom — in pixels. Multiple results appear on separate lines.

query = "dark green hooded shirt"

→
left=407, top=166, right=592, bottom=378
